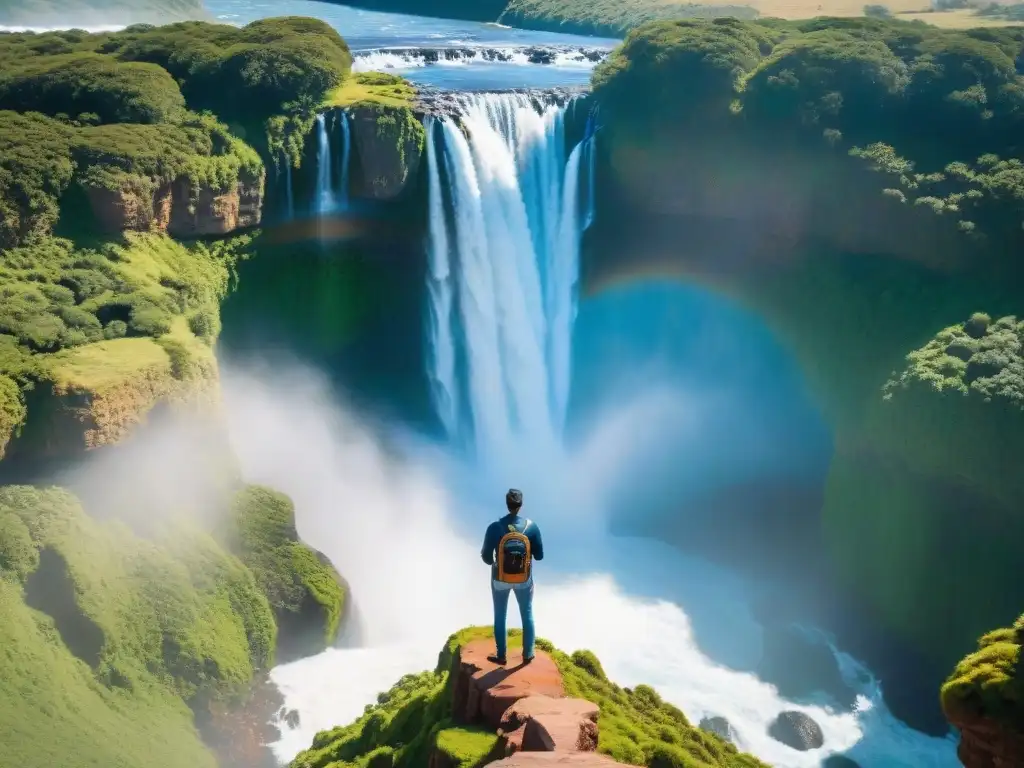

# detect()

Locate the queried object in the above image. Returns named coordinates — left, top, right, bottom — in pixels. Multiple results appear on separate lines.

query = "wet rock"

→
left=768, top=711, right=825, bottom=751
left=699, top=715, right=736, bottom=744
left=283, top=708, right=301, bottom=729
left=823, top=756, right=861, bottom=768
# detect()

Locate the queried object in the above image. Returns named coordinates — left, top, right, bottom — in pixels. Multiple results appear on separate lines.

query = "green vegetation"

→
left=0, top=232, right=251, bottom=456
left=321, top=0, right=758, bottom=36
left=292, top=626, right=766, bottom=768
left=0, top=17, right=352, bottom=244
left=226, top=486, right=346, bottom=660
left=941, top=614, right=1023, bottom=726
left=329, top=72, right=417, bottom=110
left=0, top=485, right=276, bottom=768
left=589, top=14, right=1024, bottom=690
left=501, top=0, right=758, bottom=36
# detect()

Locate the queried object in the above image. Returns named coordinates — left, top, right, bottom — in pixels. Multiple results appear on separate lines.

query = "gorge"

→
left=1, top=4, right=1022, bottom=768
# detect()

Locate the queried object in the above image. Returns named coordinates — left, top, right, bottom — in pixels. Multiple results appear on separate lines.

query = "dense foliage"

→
left=293, top=626, right=767, bottom=768
left=322, top=0, right=757, bottom=36
left=0, top=17, right=352, bottom=249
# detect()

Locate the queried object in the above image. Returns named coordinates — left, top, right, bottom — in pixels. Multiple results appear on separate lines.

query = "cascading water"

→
left=336, top=111, right=351, bottom=211
left=314, top=113, right=335, bottom=214
left=424, top=93, right=595, bottom=459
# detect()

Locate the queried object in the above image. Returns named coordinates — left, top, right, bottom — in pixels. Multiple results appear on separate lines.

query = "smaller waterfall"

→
left=582, top=113, right=597, bottom=231
left=283, top=153, right=294, bottom=220
left=336, top=111, right=352, bottom=211
left=314, top=114, right=335, bottom=214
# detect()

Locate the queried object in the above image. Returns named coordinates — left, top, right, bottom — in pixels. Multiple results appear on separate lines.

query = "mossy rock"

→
left=941, top=614, right=1023, bottom=728
left=227, top=485, right=346, bottom=661
left=292, top=625, right=767, bottom=768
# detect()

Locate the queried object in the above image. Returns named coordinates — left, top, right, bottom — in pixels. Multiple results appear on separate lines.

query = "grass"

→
left=46, top=337, right=171, bottom=394
left=327, top=72, right=417, bottom=110
left=941, top=614, right=1023, bottom=726
left=0, top=484, right=283, bottom=768
left=291, top=626, right=767, bottom=768
left=226, top=486, right=346, bottom=659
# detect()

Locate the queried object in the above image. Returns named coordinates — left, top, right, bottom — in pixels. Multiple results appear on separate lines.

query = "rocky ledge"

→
left=437, top=639, right=631, bottom=767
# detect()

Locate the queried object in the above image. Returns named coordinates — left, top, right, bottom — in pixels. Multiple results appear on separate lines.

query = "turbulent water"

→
left=215, top=94, right=963, bottom=768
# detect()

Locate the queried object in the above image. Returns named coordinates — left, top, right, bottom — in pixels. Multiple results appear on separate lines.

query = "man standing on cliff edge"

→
left=481, top=488, right=544, bottom=665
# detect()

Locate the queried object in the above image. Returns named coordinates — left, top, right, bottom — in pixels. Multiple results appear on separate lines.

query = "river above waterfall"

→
left=205, top=0, right=617, bottom=89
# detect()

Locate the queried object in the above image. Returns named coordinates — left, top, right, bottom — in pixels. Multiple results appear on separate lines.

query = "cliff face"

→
left=84, top=172, right=264, bottom=237
left=942, top=617, right=1024, bottom=768
left=348, top=105, right=425, bottom=201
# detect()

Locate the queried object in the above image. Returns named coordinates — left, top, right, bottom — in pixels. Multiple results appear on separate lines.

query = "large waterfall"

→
left=424, top=93, right=595, bottom=462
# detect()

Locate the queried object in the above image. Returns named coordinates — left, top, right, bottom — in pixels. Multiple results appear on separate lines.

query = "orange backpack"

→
left=496, top=519, right=533, bottom=584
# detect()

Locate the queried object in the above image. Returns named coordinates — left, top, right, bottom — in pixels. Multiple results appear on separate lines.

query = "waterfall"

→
left=314, top=113, right=335, bottom=214
left=337, top=111, right=352, bottom=211
left=424, top=93, right=593, bottom=461
left=283, top=152, right=294, bottom=220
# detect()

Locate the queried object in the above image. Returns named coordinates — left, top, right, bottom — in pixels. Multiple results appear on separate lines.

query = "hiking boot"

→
left=487, top=654, right=507, bottom=665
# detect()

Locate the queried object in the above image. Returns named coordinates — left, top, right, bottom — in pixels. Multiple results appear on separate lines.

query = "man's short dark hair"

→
left=506, top=488, right=523, bottom=512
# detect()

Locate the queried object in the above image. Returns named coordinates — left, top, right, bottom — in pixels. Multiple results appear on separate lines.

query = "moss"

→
left=0, top=484, right=287, bottom=767
left=0, top=374, right=26, bottom=459
left=328, top=72, right=417, bottom=109
left=226, top=485, right=346, bottom=659
left=434, top=726, right=498, bottom=768
left=293, top=626, right=766, bottom=768
left=941, top=614, right=1023, bottom=727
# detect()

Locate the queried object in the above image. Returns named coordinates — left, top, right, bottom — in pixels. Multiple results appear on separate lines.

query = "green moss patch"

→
left=292, top=625, right=766, bottom=768
left=226, top=485, right=346, bottom=660
left=941, top=614, right=1023, bottom=727
left=328, top=72, right=417, bottom=109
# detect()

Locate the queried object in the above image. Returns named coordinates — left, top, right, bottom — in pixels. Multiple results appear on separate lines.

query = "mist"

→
left=212, top=354, right=959, bottom=768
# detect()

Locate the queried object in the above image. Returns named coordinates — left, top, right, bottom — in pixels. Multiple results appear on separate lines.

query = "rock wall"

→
left=84, top=171, right=264, bottom=237
left=347, top=105, right=425, bottom=201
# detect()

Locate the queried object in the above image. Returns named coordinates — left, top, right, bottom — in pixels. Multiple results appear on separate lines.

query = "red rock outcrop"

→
left=444, top=639, right=633, bottom=768
left=951, top=716, right=1024, bottom=768
left=452, top=641, right=565, bottom=730
left=83, top=173, right=262, bottom=236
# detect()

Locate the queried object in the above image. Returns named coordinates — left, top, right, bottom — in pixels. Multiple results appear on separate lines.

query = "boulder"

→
left=499, top=695, right=599, bottom=754
left=452, top=640, right=565, bottom=729
left=699, top=716, right=736, bottom=744
left=823, top=756, right=861, bottom=768
left=768, top=711, right=824, bottom=751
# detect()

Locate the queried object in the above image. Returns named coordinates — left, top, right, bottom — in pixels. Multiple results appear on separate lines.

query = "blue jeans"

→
left=492, top=578, right=535, bottom=660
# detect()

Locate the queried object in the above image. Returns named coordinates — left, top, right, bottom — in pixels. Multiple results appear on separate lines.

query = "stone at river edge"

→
left=767, top=711, right=825, bottom=751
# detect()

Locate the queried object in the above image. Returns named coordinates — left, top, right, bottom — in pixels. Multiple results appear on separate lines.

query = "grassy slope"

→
left=227, top=486, right=346, bottom=659
left=293, top=626, right=766, bottom=768
left=0, top=485, right=277, bottom=768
